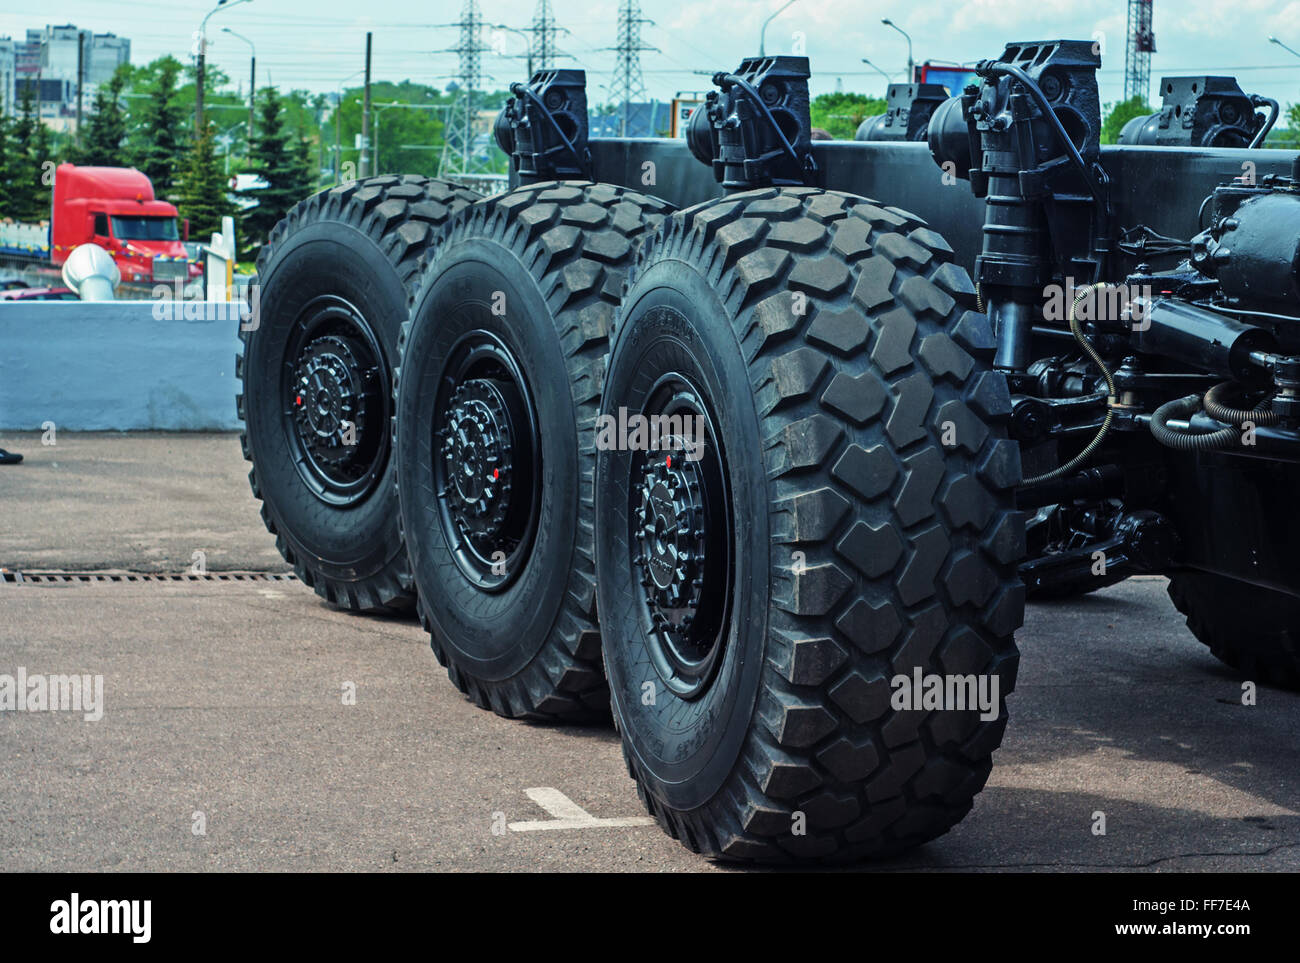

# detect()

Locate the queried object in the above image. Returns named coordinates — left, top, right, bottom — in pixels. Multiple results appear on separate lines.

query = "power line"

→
left=1125, top=0, right=1157, bottom=102
left=532, top=0, right=560, bottom=72
left=438, top=0, right=489, bottom=178
left=604, top=0, right=655, bottom=136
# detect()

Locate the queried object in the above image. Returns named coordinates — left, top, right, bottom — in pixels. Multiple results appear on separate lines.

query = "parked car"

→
left=0, top=286, right=79, bottom=301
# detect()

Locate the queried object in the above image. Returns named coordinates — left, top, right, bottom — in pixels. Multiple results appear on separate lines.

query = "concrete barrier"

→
left=0, top=300, right=244, bottom=430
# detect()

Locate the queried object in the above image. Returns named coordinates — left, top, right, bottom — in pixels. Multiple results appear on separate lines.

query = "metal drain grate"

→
left=0, top=570, right=296, bottom=585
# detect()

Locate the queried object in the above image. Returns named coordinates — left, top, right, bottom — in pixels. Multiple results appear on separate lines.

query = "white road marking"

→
left=507, top=787, right=657, bottom=832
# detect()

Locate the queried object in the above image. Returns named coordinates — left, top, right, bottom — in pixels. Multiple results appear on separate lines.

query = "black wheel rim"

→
left=281, top=295, right=390, bottom=507
left=628, top=373, right=733, bottom=699
left=432, top=331, right=543, bottom=591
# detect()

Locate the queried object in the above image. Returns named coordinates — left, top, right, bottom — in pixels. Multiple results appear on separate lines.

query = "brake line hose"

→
left=1022, top=284, right=1115, bottom=484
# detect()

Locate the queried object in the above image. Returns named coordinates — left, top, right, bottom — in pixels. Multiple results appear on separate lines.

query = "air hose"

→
left=1022, top=284, right=1115, bottom=484
left=1202, top=381, right=1280, bottom=427
left=1149, top=382, right=1275, bottom=451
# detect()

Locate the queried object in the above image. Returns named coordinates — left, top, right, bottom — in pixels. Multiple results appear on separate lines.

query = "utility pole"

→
left=605, top=0, right=656, bottom=137
left=360, top=32, right=373, bottom=177
left=248, top=53, right=256, bottom=144
left=196, top=49, right=204, bottom=131
left=75, top=30, right=84, bottom=138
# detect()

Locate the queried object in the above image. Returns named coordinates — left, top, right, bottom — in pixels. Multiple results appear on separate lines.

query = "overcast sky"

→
left=3, top=0, right=1299, bottom=110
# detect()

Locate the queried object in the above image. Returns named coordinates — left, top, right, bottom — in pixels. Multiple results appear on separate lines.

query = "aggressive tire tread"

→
left=1169, top=572, right=1300, bottom=689
left=237, top=175, right=480, bottom=613
left=396, top=181, right=674, bottom=721
left=609, top=187, right=1025, bottom=862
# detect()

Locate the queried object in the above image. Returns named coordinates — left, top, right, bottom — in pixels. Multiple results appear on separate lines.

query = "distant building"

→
left=87, top=33, right=129, bottom=85
left=34, top=24, right=130, bottom=84
left=0, top=40, right=14, bottom=117
left=7, top=24, right=131, bottom=125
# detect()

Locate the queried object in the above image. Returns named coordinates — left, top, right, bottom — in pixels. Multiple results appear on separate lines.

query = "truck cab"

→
left=51, top=164, right=201, bottom=284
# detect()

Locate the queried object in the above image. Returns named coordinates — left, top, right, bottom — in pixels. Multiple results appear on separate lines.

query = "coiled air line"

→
left=1150, top=381, right=1278, bottom=451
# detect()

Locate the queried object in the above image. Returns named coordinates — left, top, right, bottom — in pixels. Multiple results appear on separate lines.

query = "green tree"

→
left=0, top=113, right=16, bottom=214
left=810, top=92, right=887, bottom=140
left=175, top=121, right=235, bottom=241
left=1271, top=103, right=1300, bottom=148
left=10, top=84, right=55, bottom=220
left=131, top=56, right=187, bottom=196
left=241, top=87, right=315, bottom=251
left=26, top=121, right=55, bottom=220
left=73, top=64, right=131, bottom=166
left=1101, top=95, right=1152, bottom=145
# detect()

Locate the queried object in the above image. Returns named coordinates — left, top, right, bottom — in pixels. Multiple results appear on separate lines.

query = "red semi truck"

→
left=0, top=163, right=198, bottom=285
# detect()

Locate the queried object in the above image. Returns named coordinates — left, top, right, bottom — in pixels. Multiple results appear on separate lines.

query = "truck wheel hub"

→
left=440, top=379, right=514, bottom=539
left=290, top=334, right=375, bottom=470
left=431, top=331, right=543, bottom=592
left=629, top=379, right=733, bottom=702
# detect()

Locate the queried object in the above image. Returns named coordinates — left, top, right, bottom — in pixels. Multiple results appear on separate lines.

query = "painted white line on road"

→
left=507, top=787, right=657, bottom=832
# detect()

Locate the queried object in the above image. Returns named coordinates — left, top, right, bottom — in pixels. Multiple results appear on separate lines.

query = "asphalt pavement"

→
left=1, top=431, right=1297, bottom=871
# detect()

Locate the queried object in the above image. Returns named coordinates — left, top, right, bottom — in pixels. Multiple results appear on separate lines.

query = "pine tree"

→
left=7, top=84, right=51, bottom=221
left=176, top=121, right=234, bottom=241
left=241, top=88, right=315, bottom=248
left=0, top=113, right=15, bottom=215
left=25, top=114, right=56, bottom=221
left=73, top=65, right=130, bottom=166
left=293, top=125, right=317, bottom=192
left=132, top=57, right=186, bottom=196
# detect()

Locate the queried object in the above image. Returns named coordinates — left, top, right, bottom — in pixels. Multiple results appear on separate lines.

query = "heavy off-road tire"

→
left=1169, top=571, right=1300, bottom=689
left=238, top=175, right=479, bottom=613
left=395, top=181, right=673, bottom=720
left=596, top=187, right=1025, bottom=862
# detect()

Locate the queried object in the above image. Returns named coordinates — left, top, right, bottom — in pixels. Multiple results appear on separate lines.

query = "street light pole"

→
left=759, top=0, right=800, bottom=57
left=1270, top=36, right=1300, bottom=60
left=881, top=18, right=914, bottom=83
left=222, top=27, right=256, bottom=152
left=197, top=0, right=252, bottom=133
left=861, top=58, right=892, bottom=86
left=360, top=31, right=373, bottom=177
left=493, top=25, right=533, bottom=80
